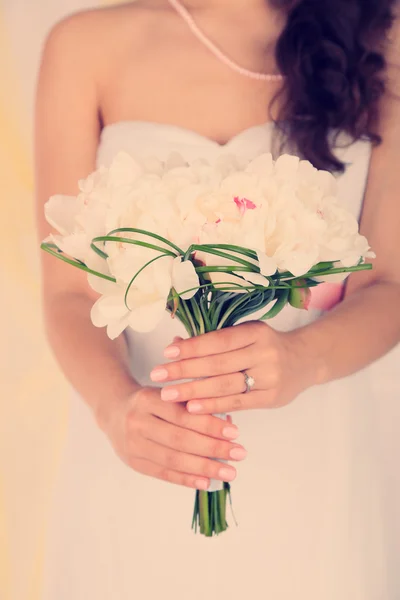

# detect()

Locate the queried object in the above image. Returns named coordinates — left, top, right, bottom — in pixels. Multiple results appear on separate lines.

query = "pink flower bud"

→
left=289, top=280, right=311, bottom=310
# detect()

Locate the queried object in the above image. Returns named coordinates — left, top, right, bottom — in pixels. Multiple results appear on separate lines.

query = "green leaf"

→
left=92, top=235, right=177, bottom=257
left=196, top=265, right=254, bottom=273
left=106, top=227, right=184, bottom=255
left=280, top=262, right=372, bottom=283
left=199, top=243, right=258, bottom=260
left=260, top=288, right=290, bottom=320
left=190, top=245, right=258, bottom=270
left=90, top=243, right=108, bottom=260
left=41, top=243, right=116, bottom=282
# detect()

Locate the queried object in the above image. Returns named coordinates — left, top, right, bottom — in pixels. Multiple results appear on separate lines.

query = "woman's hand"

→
left=150, top=322, right=325, bottom=414
left=97, top=386, right=247, bottom=489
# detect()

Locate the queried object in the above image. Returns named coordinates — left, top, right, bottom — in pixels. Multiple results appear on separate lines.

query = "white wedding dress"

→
left=42, top=121, right=400, bottom=600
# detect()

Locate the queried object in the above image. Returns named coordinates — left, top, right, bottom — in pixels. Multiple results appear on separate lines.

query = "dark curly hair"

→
left=271, top=0, right=397, bottom=171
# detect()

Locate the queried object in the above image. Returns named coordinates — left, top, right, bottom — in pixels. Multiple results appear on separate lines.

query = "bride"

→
left=35, top=1, right=400, bottom=598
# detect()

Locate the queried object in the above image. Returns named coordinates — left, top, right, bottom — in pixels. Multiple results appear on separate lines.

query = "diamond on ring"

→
left=243, top=372, right=255, bottom=394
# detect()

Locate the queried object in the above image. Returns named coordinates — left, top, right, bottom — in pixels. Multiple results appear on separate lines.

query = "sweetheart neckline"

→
left=99, top=119, right=277, bottom=149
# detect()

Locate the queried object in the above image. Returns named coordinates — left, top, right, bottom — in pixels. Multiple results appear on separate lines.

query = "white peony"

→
left=43, top=150, right=373, bottom=337
left=89, top=255, right=198, bottom=338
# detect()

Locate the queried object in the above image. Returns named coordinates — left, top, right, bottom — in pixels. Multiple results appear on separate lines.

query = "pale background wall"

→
left=1, top=2, right=399, bottom=599
left=0, top=2, right=120, bottom=599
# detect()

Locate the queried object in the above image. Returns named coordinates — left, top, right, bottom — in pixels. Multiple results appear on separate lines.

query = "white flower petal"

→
left=208, top=272, right=248, bottom=293
left=127, top=299, right=167, bottom=333
left=256, top=251, right=277, bottom=276
left=274, top=154, right=300, bottom=179
left=140, top=156, right=164, bottom=176
left=93, top=294, right=128, bottom=320
left=85, top=251, right=111, bottom=276
left=165, top=152, right=187, bottom=170
left=172, top=258, right=199, bottom=300
left=108, top=152, right=142, bottom=187
left=87, top=274, right=117, bottom=296
left=245, top=153, right=273, bottom=176
left=91, top=292, right=131, bottom=339
left=45, top=195, right=82, bottom=235
left=49, top=233, right=88, bottom=262
left=238, top=271, right=270, bottom=287
left=107, top=314, right=131, bottom=340
left=90, top=297, right=109, bottom=328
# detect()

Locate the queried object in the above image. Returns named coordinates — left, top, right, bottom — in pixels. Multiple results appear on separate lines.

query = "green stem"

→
left=190, top=299, right=205, bottom=335
left=173, top=308, right=193, bottom=337
left=218, top=489, right=228, bottom=530
left=192, top=490, right=199, bottom=534
left=213, top=492, right=222, bottom=535
left=281, top=263, right=373, bottom=282
left=217, top=293, right=253, bottom=330
left=260, top=288, right=290, bottom=320
left=199, top=491, right=211, bottom=537
left=199, top=295, right=213, bottom=332
left=209, top=293, right=233, bottom=330
left=181, top=301, right=198, bottom=337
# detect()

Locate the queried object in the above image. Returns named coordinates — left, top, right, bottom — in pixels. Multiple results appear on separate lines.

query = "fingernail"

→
left=195, top=479, right=209, bottom=490
left=229, top=447, right=247, bottom=461
left=161, top=388, right=179, bottom=401
left=164, top=345, right=180, bottom=359
left=150, top=368, right=168, bottom=382
left=219, top=467, right=236, bottom=482
left=187, top=402, right=202, bottom=413
left=222, top=426, right=239, bottom=440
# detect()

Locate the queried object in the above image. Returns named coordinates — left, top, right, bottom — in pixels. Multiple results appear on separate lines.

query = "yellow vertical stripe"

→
left=0, top=2, right=120, bottom=599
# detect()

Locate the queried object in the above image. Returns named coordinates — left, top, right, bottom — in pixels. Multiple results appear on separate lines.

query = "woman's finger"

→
left=186, top=390, right=277, bottom=414
left=133, top=438, right=238, bottom=483
left=160, top=371, right=250, bottom=402
left=148, top=398, right=241, bottom=441
left=163, top=323, right=259, bottom=360
left=150, top=346, right=257, bottom=383
left=140, top=414, right=247, bottom=462
left=126, top=456, right=211, bottom=490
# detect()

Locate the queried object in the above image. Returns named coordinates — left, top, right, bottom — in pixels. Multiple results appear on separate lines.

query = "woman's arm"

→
left=35, top=15, right=139, bottom=424
left=35, top=13, right=245, bottom=488
left=150, top=24, right=400, bottom=414
left=290, top=20, right=400, bottom=385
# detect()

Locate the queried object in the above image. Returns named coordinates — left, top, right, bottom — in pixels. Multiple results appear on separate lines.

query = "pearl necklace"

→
left=168, top=0, right=283, bottom=82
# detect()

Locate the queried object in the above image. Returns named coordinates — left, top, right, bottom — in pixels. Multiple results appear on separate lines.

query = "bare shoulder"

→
left=43, top=1, right=171, bottom=60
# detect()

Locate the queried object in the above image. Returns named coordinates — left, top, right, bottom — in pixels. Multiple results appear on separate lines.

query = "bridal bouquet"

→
left=42, top=151, right=373, bottom=536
